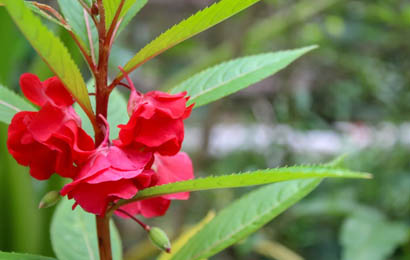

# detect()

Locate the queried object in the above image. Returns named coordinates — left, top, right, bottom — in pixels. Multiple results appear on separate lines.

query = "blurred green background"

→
left=1, top=0, right=409, bottom=259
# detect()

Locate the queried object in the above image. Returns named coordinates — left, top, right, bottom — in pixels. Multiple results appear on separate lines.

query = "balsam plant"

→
left=0, top=1, right=371, bottom=259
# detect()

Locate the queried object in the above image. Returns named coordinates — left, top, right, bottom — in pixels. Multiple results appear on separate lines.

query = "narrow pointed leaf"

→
left=117, top=0, right=147, bottom=35
left=115, top=166, right=370, bottom=207
left=2, top=0, right=94, bottom=119
left=0, top=85, right=37, bottom=124
left=0, top=252, right=57, bottom=260
left=171, top=179, right=322, bottom=259
left=171, top=46, right=317, bottom=108
left=103, top=0, right=142, bottom=29
left=117, top=0, right=260, bottom=78
left=50, top=198, right=122, bottom=260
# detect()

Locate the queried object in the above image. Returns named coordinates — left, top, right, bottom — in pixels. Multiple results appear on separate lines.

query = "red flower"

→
left=6, top=74, right=94, bottom=180
left=8, top=72, right=195, bottom=218
left=60, top=145, right=155, bottom=215
left=115, top=91, right=193, bottom=156
left=116, top=152, right=194, bottom=218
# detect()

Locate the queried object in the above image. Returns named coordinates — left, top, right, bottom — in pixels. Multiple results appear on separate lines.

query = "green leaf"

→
left=2, top=0, right=94, bottom=120
left=24, top=1, right=66, bottom=28
left=171, top=46, right=317, bottom=108
left=171, top=179, right=322, bottom=260
left=107, top=90, right=129, bottom=139
left=340, top=211, right=409, bottom=260
left=117, top=0, right=261, bottom=78
left=50, top=198, right=122, bottom=260
left=162, top=43, right=234, bottom=91
left=158, top=211, right=216, bottom=260
left=57, top=0, right=99, bottom=55
left=0, top=252, right=57, bottom=260
left=0, top=85, right=37, bottom=124
left=74, top=80, right=128, bottom=139
left=116, top=166, right=370, bottom=206
left=103, top=0, right=141, bottom=29
left=117, top=0, right=147, bottom=35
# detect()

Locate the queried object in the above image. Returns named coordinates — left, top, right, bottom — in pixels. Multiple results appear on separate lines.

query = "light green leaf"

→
left=84, top=0, right=93, bottom=6
left=117, top=0, right=147, bottom=35
left=3, top=0, right=94, bottom=120
left=116, top=0, right=261, bottom=79
left=162, top=43, right=234, bottom=91
left=0, top=252, right=57, bottom=260
left=115, top=166, right=370, bottom=207
left=57, top=0, right=99, bottom=55
left=74, top=80, right=128, bottom=139
left=50, top=198, right=122, bottom=260
left=0, top=85, right=37, bottom=124
left=103, top=0, right=140, bottom=29
left=171, top=179, right=322, bottom=260
left=171, top=46, right=317, bottom=108
left=340, top=211, right=409, bottom=260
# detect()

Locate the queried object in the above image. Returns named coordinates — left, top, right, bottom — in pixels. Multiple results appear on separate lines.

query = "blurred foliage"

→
left=1, top=0, right=410, bottom=259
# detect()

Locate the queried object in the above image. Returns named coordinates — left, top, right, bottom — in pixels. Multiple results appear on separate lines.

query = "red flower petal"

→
left=28, top=104, right=66, bottom=141
left=20, top=73, right=47, bottom=106
left=19, top=73, right=74, bottom=108
left=65, top=180, right=138, bottom=215
left=117, top=91, right=191, bottom=156
left=44, top=77, right=74, bottom=106
left=116, top=197, right=171, bottom=218
left=61, top=146, right=154, bottom=216
left=155, top=152, right=194, bottom=200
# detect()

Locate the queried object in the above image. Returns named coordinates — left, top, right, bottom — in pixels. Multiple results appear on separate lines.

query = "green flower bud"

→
left=38, top=190, right=60, bottom=209
left=149, top=227, right=171, bottom=253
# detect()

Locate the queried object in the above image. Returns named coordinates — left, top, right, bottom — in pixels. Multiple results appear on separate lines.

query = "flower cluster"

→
left=7, top=73, right=194, bottom=218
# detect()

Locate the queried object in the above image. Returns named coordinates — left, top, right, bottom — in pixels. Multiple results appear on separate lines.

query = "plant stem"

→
left=95, top=1, right=113, bottom=260
left=95, top=0, right=109, bottom=145
left=116, top=209, right=151, bottom=231
left=96, top=216, right=112, bottom=260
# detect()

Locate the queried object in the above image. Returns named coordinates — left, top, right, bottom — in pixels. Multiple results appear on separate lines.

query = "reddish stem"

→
left=116, top=209, right=151, bottom=231
left=94, top=1, right=113, bottom=260
left=96, top=216, right=112, bottom=260
left=117, top=82, right=131, bottom=90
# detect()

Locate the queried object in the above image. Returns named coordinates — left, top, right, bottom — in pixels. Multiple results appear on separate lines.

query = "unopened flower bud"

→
left=38, top=191, right=60, bottom=209
left=149, top=227, right=171, bottom=253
